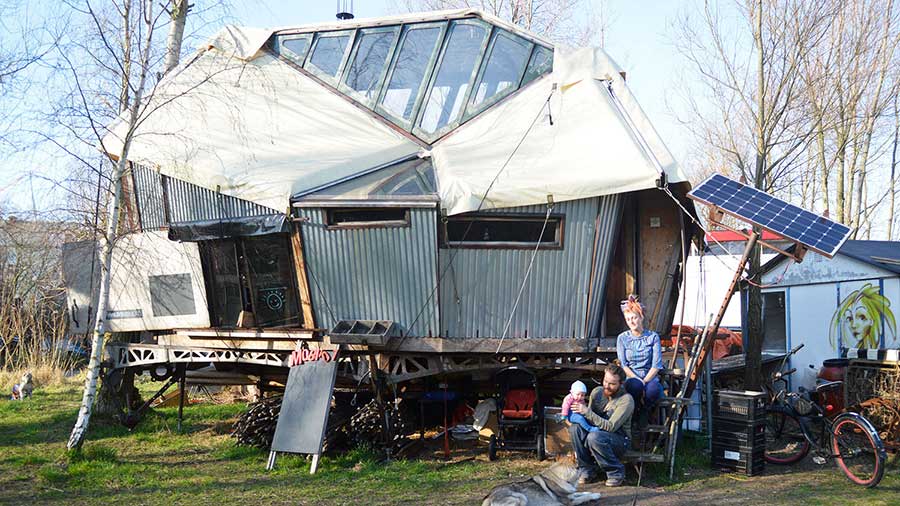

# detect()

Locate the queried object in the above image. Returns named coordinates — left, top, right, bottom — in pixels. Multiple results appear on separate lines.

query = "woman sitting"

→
left=616, top=295, right=663, bottom=423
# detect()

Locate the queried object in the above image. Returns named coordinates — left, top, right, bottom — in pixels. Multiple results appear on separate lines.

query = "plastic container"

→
left=712, top=390, right=768, bottom=422
left=712, top=417, right=766, bottom=446
left=711, top=443, right=765, bottom=476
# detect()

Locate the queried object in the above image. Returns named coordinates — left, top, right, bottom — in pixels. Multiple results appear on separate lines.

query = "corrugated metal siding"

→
left=585, top=194, right=623, bottom=337
left=439, top=198, right=610, bottom=338
left=165, top=177, right=276, bottom=223
left=297, top=207, right=439, bottom=336
left=132, top=164, right=167, bottom=230
left=131, top=164, right=279, bottom=231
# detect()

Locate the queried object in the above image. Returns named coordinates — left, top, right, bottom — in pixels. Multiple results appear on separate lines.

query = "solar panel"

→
left=687, top=174, right=852, bottom=258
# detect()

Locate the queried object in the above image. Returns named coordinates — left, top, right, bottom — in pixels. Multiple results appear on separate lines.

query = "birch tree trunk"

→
left=163, top=0, right=189, bottom=74
left=68, top=1, right=157, bottom=451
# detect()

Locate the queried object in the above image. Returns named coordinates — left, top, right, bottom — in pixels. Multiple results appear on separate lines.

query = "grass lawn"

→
left=1, top=379, right=898, bottom=505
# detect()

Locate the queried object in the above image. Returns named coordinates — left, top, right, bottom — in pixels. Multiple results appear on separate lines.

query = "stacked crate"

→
left=710, top=390, right=767, bottom=476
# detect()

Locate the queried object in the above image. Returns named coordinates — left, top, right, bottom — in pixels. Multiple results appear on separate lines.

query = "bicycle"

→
left=764, top=343, right=887, bottom=487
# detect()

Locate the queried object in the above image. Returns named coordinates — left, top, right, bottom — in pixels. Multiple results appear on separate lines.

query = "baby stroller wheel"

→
left=536, top=434, right=545, bottom=461
left=488, top=434, right=498, bottom=461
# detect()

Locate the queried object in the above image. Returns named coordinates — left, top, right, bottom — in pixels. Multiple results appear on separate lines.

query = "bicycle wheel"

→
left=765, top=410, right=810, bottom=464
left=832, top=414, right=885, bottom=487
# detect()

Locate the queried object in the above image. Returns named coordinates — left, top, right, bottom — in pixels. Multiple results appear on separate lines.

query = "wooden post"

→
left=291, top=223, right=316, bottom=329
left=177, top=366, right=186, bottom=432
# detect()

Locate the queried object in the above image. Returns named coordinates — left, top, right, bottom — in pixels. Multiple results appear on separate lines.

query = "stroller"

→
left=488, top=366, right=544, bottom=461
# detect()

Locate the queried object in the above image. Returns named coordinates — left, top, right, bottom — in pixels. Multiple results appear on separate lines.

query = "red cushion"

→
left=502, top=388, right=536, bottom=419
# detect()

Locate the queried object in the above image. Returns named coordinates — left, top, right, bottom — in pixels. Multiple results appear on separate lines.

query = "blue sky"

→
left=0, top=0, right=696, bottom=215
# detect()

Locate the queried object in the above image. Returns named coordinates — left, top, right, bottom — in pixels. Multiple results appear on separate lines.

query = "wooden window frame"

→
left=441, top=212, right=565, bottom=250
left=325, top=207, right=412, bottom=230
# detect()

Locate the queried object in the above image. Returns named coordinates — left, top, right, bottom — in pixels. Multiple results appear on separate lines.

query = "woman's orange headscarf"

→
left=620, top=294, right=644, bottom=319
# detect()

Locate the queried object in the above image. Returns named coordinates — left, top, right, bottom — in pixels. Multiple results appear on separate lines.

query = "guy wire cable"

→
left=399, top=86, right=558, bottom=343
left=496, top=202, right=553, bottom=353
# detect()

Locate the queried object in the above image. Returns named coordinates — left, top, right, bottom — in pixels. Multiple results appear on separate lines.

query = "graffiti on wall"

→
left=829, top=283, right=897, bottom=349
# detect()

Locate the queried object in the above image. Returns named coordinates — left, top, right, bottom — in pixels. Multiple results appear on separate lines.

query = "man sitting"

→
left=568, top=364, right=634, bottom=487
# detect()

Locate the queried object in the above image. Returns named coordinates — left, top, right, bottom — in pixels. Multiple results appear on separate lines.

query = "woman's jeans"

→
left=624, top=377, right=662, bottom=412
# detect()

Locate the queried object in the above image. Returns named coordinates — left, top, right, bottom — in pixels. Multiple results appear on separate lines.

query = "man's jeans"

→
left=568, top=423, right=628, bottom=480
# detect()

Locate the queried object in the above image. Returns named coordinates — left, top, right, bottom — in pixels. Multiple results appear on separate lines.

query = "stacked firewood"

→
left=347, top=399, right=415, bottom=453
left=230, top=394, right=414, bottom=454
left=231, top=395, right=283, bottom=448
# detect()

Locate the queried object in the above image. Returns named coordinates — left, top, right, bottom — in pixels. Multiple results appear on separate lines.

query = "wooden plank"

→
left=637, top=189, right=681, bottom=329
left=174, top=328, right=316, bottom=340
left=291, top=222, right=316, bottom=329
left=332, top=337, right=609, bottom=354
left=160, top=333, right=306, bottom=351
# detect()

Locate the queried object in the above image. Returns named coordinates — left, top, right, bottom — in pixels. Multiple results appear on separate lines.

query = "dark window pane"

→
left=308, top=33, right=350, bottom=77
left=381, top=25, right=442, bottom=121
left=243, top=235, right=299, bottom=328
left=201, top=240, right=243, bottom=327
left=327, top=208, right=410, bottom=227
left=522, top=46, right=553, bottom=85
left=345, top=29, right=395, bottom=100
left=762, top=291, right=787, bottom=353
left=281, top=36, right=311, bottom=63
left=419, top=22, right=488, bottom=134
left=149, top=273, right=196, bottom=317
left=470, top=31, right=530, bottom=109
left=445, top=215, right=562, bottom=248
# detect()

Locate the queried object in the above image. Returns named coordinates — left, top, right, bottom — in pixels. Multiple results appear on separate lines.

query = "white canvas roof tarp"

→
left=102, top=29, right=421, bottom=212
left=431, top=46, right=687, bottom=215
left=103, top=21, right=686, bottom=216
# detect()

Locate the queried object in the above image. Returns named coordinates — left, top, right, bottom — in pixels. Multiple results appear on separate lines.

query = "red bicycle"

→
left=764, top=344, right=887, bottom=487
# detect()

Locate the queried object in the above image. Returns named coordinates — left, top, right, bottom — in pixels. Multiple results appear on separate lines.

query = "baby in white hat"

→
left=561, top=380, right=599, bottom=432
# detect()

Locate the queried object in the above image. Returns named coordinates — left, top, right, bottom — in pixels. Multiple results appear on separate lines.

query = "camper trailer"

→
left=67, top=9, right=698, bottom=418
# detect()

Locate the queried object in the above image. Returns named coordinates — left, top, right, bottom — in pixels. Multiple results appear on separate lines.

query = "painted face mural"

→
left=829, top=283, right=897, bottom=349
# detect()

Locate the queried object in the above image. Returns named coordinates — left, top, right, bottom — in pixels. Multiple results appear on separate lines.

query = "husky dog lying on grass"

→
left=482, top=460, right=602, bottom=506
left=11, top=372, right=33, bottom=400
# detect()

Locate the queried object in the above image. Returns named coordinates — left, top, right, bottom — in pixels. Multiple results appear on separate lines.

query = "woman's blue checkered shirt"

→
left=616, top=329, right=663, bottom=379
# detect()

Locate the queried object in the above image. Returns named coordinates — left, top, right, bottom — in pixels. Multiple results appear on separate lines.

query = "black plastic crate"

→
left=712, top=417, right=766, bottom=446
left=711, top=443, right=765, bottom=476
left=713, top=390, right=767, bottom=422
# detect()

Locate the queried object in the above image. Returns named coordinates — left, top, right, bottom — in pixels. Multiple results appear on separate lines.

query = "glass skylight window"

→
left=379, top=24, right=444, bottom=123
left=344, top=28, right=398, bottom=103
left=271, top=15, right=555, bottom=142
left=418, top=21, right=488, bottom=136
left=280, top=35, right=312, bottom=64
left=522, top=45, right=553, bottom=85
left=307, top=32, right=352, bottom=78
left=468, top=30, right=531, bottom=113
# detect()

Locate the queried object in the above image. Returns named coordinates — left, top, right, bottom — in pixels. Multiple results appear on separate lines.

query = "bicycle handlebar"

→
left=789, top=343, right=804, bottom=355
left=776, top=368, right=797, bottom=379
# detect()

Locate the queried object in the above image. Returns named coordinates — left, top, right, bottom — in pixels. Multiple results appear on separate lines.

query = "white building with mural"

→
left=757, top=240, right=900, bottom=389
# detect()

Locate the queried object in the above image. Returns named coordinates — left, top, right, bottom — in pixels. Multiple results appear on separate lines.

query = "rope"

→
left=659, top=184, right=792, bottom=289
left=495, top=204, right=554, bottom=353
left=399, top=88, right=557, bottom=340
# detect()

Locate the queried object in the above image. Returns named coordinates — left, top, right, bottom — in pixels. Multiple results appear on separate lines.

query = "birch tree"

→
left=64, top=0, right=193, bottom=451
left=804, top=0, right=900, bottom=236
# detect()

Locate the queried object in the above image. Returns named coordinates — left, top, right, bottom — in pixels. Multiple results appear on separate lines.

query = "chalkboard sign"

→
left=267, top=346, right=339, bottom=473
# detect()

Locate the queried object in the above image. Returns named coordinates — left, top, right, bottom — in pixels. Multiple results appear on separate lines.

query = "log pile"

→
left=347, top=399, right=415, bottom=453
left=231, top=395, right=282, bottom=448
left=231, top=394, right=414, bottom=454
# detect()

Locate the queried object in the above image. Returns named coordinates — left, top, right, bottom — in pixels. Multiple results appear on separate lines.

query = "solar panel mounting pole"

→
left=664, top=230, right=759, bottom=479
